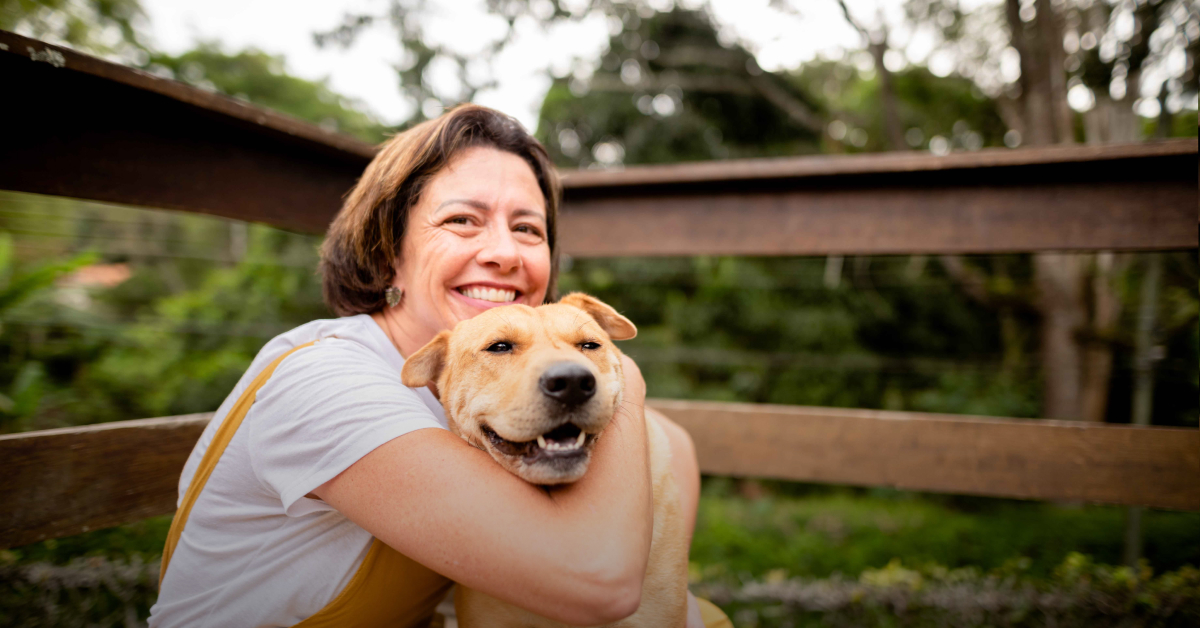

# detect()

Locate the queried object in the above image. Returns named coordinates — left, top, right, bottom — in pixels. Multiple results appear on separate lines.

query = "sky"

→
left=138, top=0, right=899, bottom=129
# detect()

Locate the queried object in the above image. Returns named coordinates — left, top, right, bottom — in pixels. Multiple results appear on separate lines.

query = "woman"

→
left=149, top=104, right=728, bottom=627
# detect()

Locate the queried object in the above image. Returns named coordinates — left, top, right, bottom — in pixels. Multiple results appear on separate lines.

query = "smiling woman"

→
left=370, top=145, right=554, bottom=358
left=149, top=104, right=723, bottom=628
left=319, top=105, right=561, bottom=322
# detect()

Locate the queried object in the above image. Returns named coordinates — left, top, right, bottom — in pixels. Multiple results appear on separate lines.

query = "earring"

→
left=385, top=286, right=404, bottom=308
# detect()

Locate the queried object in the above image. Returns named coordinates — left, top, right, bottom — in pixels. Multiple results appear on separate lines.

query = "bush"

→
left=693, top=554, right=1200, bottom=628
left=0, top=555, right=159, bottom=628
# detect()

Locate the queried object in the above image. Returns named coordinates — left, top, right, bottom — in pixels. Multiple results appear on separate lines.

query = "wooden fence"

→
left=1, top=30, right=1197, bottom=550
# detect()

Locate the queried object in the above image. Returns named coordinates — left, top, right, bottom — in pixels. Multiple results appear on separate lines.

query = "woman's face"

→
left=391, top=146, right=552, bottom=345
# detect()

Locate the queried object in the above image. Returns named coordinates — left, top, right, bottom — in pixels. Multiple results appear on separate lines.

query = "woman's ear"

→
left=559, top=293, right=637, bottom=340
left=401, top=331, right=450, bottom=392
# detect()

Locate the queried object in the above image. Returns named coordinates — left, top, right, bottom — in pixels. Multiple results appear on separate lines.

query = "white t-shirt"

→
left=148, top=315, right=448, bottom=628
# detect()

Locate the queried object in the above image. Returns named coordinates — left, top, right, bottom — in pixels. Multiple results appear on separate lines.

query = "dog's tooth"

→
left=575, top=431, right=586, bottom=448
left=537, top=435, right=547, bottom=449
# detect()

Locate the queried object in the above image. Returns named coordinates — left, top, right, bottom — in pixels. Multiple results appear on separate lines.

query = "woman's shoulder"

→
left=251, top=314, right=447, bottom=423
left=250, top=315, right=398, bottom=377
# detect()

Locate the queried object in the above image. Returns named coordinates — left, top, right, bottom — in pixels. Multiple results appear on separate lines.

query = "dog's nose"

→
left=539, top=362, right=596, bottom=406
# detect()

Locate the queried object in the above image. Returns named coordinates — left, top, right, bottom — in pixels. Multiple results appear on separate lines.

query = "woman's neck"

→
left=370, top=308, right=433, bottom=360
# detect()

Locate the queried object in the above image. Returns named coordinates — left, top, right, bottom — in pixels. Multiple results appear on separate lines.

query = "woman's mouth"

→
left=456, top=285, right=519, bottom=304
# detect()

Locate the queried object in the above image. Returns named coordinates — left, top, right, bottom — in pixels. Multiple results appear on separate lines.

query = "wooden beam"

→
left=559, top=141, right=1198, bottom=256
left=0, top=31, right=370, bottom=235
left=3, top=403, right=1197, bottom=549
left=2, top=31, right=1195, bottom=254
left=649, top=399, right=1200, bottom=511
left=0, top=414, right=211, bottom=549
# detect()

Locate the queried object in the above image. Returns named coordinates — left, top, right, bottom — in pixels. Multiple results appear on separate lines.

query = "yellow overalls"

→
left=159, top=342, right=732, bottom=628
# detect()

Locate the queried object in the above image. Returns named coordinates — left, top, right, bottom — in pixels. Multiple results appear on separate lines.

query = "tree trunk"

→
left=1006, top=0, right=1053, bottom=145
left=1080, top=253, right=1124, bottom=422
left=1035, top=0, right=1073, bottom=143
left=1034, top=253, right=1088, bottom=420
left=1156, top=82, right=1173, bottom=138
left=870, top=41, right=906, bottom=151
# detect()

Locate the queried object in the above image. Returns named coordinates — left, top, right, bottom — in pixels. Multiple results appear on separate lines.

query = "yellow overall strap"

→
left=160, top=341, right=317, bottom=585
left=697, top=597, right=734, bottom=628
left=159, top=339, right=452, bottom=627
left=295, top=538, right=451, bottom=628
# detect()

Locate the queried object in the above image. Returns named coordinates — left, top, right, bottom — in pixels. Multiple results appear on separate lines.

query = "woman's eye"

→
left=515, top=224, right=541, bottom=235
left=445, top=216, right=470, bottom=225
left=485, top=341, right=513, bottom=353
left=579, top=341, right=601, bottom=351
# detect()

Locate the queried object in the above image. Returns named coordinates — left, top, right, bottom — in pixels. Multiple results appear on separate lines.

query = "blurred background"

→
left=0, top=0, right=1197, bottom=626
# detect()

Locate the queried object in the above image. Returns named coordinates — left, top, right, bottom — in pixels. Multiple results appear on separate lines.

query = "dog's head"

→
left=401, top=293, right=636, bottom=485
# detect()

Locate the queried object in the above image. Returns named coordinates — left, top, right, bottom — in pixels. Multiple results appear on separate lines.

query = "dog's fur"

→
left=402, top=293, right=687, bottom=627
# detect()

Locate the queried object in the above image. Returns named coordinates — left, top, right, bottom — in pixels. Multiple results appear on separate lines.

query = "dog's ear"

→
left=402, top=331, right=450, bottom=390
left=559, top=293, right=637, bottom=340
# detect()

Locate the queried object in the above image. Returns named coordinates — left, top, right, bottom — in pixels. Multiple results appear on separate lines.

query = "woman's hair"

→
left=320, top=104, right=561, bottom=316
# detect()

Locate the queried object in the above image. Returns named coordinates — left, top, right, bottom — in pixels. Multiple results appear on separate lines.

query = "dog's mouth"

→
left=481, top=422, right=594, bottom=461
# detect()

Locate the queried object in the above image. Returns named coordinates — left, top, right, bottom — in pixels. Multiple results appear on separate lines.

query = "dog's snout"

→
left=539, top=362, right=596, bottom=406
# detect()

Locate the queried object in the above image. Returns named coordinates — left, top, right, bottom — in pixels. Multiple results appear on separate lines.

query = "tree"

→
left=833, top=0, right=908, bottom=150
left=537, top=6, right=824, bottom=167
left=904, top=0, right=1198, bottom=421
left=0, top=0, right=146, bottom=59
left=145, top=44, right=390, bottom=143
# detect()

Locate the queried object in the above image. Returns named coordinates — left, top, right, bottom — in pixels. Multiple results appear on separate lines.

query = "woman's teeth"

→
left=459, top=286, right=517, bottom=303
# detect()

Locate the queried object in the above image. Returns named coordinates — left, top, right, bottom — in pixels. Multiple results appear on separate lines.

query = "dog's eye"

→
left=485, top=341, right=513, bottom=353
left=579, top=341, right=602, bottom=351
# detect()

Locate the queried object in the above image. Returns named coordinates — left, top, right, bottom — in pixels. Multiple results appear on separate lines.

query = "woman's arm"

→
left=314, top=354, right=653, bottom=626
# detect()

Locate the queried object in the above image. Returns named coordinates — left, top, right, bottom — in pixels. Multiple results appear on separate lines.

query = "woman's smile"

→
left=453, top=282, right=524, bottom=308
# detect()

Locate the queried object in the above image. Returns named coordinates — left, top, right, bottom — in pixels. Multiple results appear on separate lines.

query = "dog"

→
left=401, top=293, right=688, bottom=627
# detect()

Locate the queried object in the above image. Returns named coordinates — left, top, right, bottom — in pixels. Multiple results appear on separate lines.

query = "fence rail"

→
left=0, top=31, right=1197, bottom=550
left=2, top=30, right=1196, bottom=254
left=2, top=402, right=1196, bottom=550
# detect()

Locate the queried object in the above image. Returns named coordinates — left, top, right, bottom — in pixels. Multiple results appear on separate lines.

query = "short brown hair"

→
left=320, top=104, right=561, bottom=316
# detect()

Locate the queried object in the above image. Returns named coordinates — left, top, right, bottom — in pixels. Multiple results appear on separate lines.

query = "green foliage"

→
left=79, top=226, right=327, bottom=420
left=0, top=554, right=160, bottom=628
left=789, top=59, right=1008, bottom=152
left=537, top=7, right=823, bottom=167
left=560, top=255, right=1046, bottom=417
left=690, top=484, right=1200, bottom=581
left=0, top=0, right=146, bottom=55
left=4, top=491, right=1198, bottom=627
left=0, top=231, right=95, bottom=431
left=145, top=44, right=390, bottom=143
left=696, top=554, right=1200, bottom=628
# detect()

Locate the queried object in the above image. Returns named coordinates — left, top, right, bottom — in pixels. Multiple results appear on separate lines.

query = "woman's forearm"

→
left=315, top=355, right=654, bottom=624
left=542, top=354, right=654, bottom=595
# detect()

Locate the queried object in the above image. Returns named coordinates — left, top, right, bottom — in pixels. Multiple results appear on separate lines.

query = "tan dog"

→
left=402, top=293, right=688, bottom=627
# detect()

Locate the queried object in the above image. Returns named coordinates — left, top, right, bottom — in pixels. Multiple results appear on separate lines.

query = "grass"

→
left=690, top=479, right=1200, bottom=583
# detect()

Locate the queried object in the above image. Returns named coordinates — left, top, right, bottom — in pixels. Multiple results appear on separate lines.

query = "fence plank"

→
left=650, top=399, right=1200, bottom=511
left=0, top=31, right=368, bottom=235
left=3, top=404, right=1197, bottom=549
left=0, top=415, right=211, bottom=549
left=2, top=31, right=1195, bottom=253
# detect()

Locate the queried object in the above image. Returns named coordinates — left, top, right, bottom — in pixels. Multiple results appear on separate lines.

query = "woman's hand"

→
left=314, top=352, right=654, bottom=626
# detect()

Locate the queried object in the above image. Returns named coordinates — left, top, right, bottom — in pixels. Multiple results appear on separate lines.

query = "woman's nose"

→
left=476, top=225, right=521, bottom=272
